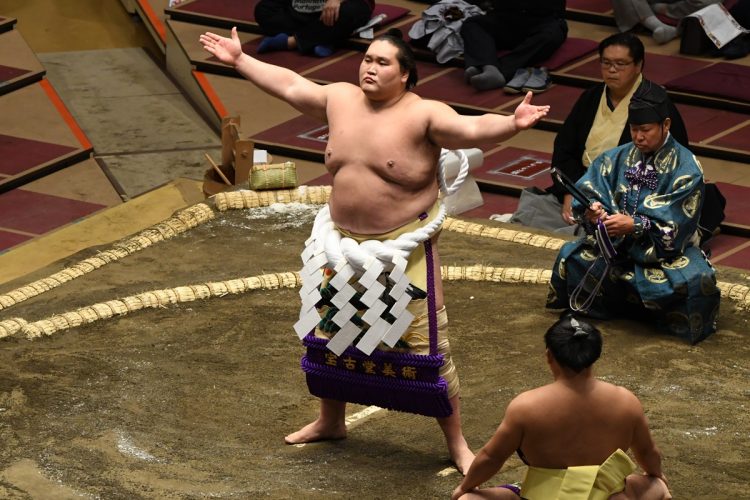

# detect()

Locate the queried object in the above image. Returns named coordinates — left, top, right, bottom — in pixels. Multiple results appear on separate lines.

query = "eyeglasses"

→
left=600, top=59, right=635, bottom=70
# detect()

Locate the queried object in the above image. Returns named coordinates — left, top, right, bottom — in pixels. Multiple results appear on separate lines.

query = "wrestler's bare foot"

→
left=284, top=418, right=347, bottom=444
left=449, top=437, right=475, bottom=475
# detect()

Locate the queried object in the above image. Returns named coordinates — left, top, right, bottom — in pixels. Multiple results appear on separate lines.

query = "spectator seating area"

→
left=2, top=0, right=750, bottom=270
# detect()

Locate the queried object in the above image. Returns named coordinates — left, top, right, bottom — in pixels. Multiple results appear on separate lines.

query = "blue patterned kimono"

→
left=547, top=135, right=720, bottom=343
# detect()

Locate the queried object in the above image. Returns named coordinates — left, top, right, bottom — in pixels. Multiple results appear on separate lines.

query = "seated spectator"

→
left=451, top=316, right=672, bottom=500
left=254, top=0, right=374, bottom=57
left=460, top=1, right=568, bottom=93
left=547, top=81, right=720, bottom=343
left=610, top=0, right=722, bottom=44
left=510, top=33, right=688, bottom=233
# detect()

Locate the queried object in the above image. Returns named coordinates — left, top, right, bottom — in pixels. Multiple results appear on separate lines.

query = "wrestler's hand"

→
left=513, top=91, right=550, bottom=130
left=200, top=27, right=243, bottom=67
left=450, top=485, right=473, bottom=500
left=602, top=213, right=635, bottom=237
left=584, top=201, right=606, bottom=224
left=561, top=194, right=575, bottom=225
left=321, top=0, right=342, bottom=26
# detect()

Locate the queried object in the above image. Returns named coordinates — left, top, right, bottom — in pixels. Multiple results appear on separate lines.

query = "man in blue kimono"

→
left=547, top=81, right=720, bottom=343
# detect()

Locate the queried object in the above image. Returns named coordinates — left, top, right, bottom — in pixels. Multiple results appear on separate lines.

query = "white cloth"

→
left=408, top=0, right=485, bottom=63
left=353, top=13, right=387, bottom=39
left=687, top=3, right=750, bottom=48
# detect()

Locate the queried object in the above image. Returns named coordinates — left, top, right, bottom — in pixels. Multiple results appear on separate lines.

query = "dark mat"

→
left=675, top=103, right=750, bottom=143
left=171, top=0, right=410, bottom=32
left=561, top=52, right=712, bottom=86
left=172, top=0, right=256, bottom=23
left=240, top=39, right=346, bottom=73
left=666, top=62, right=750, bottom=104
left=713, top=242, right=750, bottom=269
left=567, top=0, right=611, bottom=13
left=0, top=64, right=32, bottom=84
left=473, top=147, right=552, bottom=191
left=526, top=84, right=586, bottom=123
left=0, top=135, right=79, bottom=177
left=705, top=233, right=749, bottom=260
left=714, top=181, right=750, bottom=228
left=0, top=29, right=46, bottom=95
left=461, top=191, right=519, bottom=219
left=0, top=189, right=105, bottom=234
left=709, top=122, right=750, bottom=152
left=0, top=80, right=92, bottom=192
left=0, top=229, right=32, bottom=253
left=251, top=114, right=328, bottom=158
left=304, top=51, right=446, bottom=84
left=542, top=37, right=599, bottom=71
left=414, top=68, right=520, bottom=112
left=564, top=0, right=615, bottom=25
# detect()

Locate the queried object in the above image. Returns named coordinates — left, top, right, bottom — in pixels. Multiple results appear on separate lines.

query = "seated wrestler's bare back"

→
left=324, top=84, right=442, bottom=235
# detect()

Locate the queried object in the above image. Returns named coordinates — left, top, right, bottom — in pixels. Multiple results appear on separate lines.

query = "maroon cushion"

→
left=0, top=134, right=78, bottom=176
left=564, top=53, right=712, bottom=85
left=241, top=39, right=342, bottom=72
left=305, top=52, right=445, bottom=85
left=656, top=13, right=679, bottom=26
left=177, top=0, right=255, bottom=22
left=713, top=181, right=750, bottom=228
left=371, top=4, right=410, bottom=26
left=494, top=38, right=598, bottom=71
left=566, top=0, right=612, bottom=13
left=252, top=114, right=329, bottom=154
left=0, top=64, right=31, bottom=84
left=539, top=37, right=599, bottom=71
left=177, top=0, right=409, bottom=26
left=666, top=62, right=750, bottom=103
left=674, top=102, right=749, bottom=142
left=709, top=122, right=750, bottom=152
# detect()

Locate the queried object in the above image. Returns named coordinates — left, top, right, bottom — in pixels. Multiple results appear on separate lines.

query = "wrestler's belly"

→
left=328, top=181, right=438, bottom=235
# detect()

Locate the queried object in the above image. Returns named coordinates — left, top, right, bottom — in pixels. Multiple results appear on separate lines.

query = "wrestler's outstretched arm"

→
left=427, top=91, right=550, bottom=150
left=199, top=27, right=329, bottom=121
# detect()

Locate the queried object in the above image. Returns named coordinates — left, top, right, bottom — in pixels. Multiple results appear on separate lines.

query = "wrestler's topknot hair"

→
left=373, top=28, right=418, bottom=90
left=544, top=315, right=602, bottom=373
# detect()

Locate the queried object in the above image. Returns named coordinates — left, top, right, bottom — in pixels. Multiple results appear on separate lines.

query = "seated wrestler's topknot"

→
left=545, top=316, right=603, bottom=373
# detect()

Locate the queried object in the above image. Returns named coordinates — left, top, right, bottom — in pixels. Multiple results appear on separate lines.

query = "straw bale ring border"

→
left=0, top=186, right=748, bottom=341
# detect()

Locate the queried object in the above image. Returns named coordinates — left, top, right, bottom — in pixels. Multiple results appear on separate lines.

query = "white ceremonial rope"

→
left=438, top=148, right=470, bottom=197
left=309, top=203, right=446, bottom=274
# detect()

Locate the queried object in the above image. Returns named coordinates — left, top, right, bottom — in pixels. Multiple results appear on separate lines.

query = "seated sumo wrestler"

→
left=451, top=316, right=672, bottom=500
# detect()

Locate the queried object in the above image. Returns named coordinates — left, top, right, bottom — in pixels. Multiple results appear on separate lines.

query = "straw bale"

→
left=207, top=282, right=229, bottom=296
left=79, top=308, right=100, bottom=323
left=91, top=303, right=114, bottom=319
left=0, top=318, right=27, bottom=338
left=22, top=323, right=43, bottom=339
left=189, top=285, right=212, bottom=300
left=224, top=279, right=246, bottom=294
left=174, top=286, right=197, bottom=302
left=61, top=312, right=85, bottom=328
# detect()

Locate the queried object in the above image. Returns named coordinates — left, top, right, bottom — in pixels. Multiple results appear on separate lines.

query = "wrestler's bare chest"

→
left=324, top=99, right=435, bottom=181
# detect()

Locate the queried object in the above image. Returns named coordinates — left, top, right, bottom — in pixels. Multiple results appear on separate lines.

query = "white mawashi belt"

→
left=293, top=149, right=470, bottom=355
